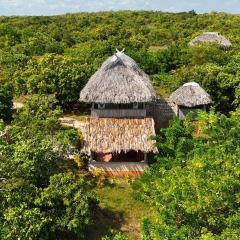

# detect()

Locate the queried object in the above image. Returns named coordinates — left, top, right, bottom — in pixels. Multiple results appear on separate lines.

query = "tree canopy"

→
left=0, top=83, right=13, bottom=123
left=0, top=95, right=97, bottom=239
left=1, top=10, right=240, bottom=239
left=0, top=11, right=240, bottom=111
left=133, top=111, right=240, bottom=239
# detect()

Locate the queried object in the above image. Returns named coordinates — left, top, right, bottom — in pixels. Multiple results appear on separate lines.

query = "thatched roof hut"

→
left=82, top=117, right=157, bottom=154
left=189, top=32, right=232, bottom=49
left=169, top=82, right=212, bottom=108
left=79, top=50, right=156, bottom=104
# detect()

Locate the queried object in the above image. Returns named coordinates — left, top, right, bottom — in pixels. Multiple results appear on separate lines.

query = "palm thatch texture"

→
left=189, top=32, right=232, bottom=49
left=79, top=49, right=156, bottom=104
left=81, top=117, right=158, bottom=154
left=169, top=82, right=212, bottom=107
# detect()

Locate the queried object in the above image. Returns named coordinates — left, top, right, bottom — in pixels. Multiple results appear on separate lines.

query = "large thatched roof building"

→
left=80, top=50, right=156, bottom=104
left=189, top=32, right=232, bottom=49
left=169, top=82, right=212, bottom=119
left=79, top=50, right=157, bottom=175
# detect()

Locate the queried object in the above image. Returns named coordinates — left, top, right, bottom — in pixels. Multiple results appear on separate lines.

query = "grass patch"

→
left=148, top=45, right=168, bottom=52
left=86, top=177, right=154, bottom=240
left=154, top=85, right=170, bottom=98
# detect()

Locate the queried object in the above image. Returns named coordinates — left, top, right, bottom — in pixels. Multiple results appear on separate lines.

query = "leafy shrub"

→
left=13, top=54, right=94, bottom=104
left=0, top=83, right=13, bottom=123
left=92, top=167, right=107, bottom=187
left=134, top=111, right=240, bottom=239
left=102, top=231, right=128, bottom=240
left=0, top=96, right=98, bottom=240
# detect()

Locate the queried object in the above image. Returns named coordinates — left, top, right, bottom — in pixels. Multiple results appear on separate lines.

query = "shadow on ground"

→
left=86, top=206, right=125, bottom=239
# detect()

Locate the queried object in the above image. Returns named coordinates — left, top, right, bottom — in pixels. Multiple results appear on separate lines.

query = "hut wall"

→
left=146, top=99, right=206, bottom=125
left=91, top=108, right=146, bottom=118
left=146, top=98, right=177, bottom=129
left=179, top=107, right=190, bottom=120
left=178, top=107, right=203, bottom=120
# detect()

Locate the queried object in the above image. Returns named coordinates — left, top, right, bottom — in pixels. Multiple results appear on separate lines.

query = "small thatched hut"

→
left=79, top=49, right=157, bottom=175
left=169, top=82, right=212, bottom=119
left=189, top=32, right=232, bottom=49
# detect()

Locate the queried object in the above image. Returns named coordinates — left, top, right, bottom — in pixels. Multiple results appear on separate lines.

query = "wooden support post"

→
left=144, top=152, right=148, bottom=163
left=90, top=151, right=94, bottom=162
left=143, top=103, right=146, bottom=109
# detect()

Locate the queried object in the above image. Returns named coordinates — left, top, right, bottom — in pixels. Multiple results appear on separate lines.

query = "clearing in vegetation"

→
left=86, top=177, right=154, bottom=240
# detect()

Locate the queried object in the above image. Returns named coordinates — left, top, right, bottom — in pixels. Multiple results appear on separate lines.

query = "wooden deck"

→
left=89, top=162, right=148, bottom=176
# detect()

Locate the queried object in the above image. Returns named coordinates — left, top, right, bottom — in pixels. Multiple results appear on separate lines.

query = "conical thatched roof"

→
left=169, top=82, right=212, bottom=107
left=79, top=50, right=156, bottom=104
left=189, top=32, right=232, bottom=49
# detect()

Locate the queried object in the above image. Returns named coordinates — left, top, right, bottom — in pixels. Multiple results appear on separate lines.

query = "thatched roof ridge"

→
left=81, top=117, right=158, bottom=154
left=79, top=50, right=156, bottom=104
left=169, top=82, right=212, bottom=107
left=189, top=32, right=232, bottom=49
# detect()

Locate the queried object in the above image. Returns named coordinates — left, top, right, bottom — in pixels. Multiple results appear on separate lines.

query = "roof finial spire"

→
left=115, top=48, right=125, bottom=54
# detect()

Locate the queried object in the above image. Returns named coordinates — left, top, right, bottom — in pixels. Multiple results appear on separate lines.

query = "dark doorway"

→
left=95, top=151, right=145, bottom=162
left=112, top=151, right=144, bottom=162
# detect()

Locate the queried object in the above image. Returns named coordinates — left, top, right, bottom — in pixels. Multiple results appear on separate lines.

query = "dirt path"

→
left=13, top=102, right=86, bottom=131
left=59, top=117, right=86, bottom=131
left=13, top=102, right=24, bottom=109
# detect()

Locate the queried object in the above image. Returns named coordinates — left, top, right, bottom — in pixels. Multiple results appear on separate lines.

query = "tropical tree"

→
left=13, top=54, right=93, bottom=104
left=134, top=111, right=240, bottom=239
left=0, top=95, right=97, bottom=240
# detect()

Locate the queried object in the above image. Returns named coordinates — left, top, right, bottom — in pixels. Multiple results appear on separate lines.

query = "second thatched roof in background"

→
left=169, top=82, right=212, bottom=107
left=79, top=50, right=156, bottom=104
left=189, top=32, right=232, bottom=49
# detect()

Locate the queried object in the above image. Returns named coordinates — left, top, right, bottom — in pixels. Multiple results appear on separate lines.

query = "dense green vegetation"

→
left=134, top=111, right=240, bottom=239
left=0, top=11, right=240, bottom=240
left=0, top=83, right=13, bottom=122
left=0, top=96, right=98, bottom=239
left=0, top=11, right=240, bottom=111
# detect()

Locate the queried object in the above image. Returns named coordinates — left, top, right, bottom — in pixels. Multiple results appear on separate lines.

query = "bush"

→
left=134, top=111, right=240, bottom=239
left=0, top=96, right=98, bottom=240
left=102, top=231, right=128, bottom=240
left=13, top=54, right=93, bottom=104
left=0, top=83, right=13, bottom=123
